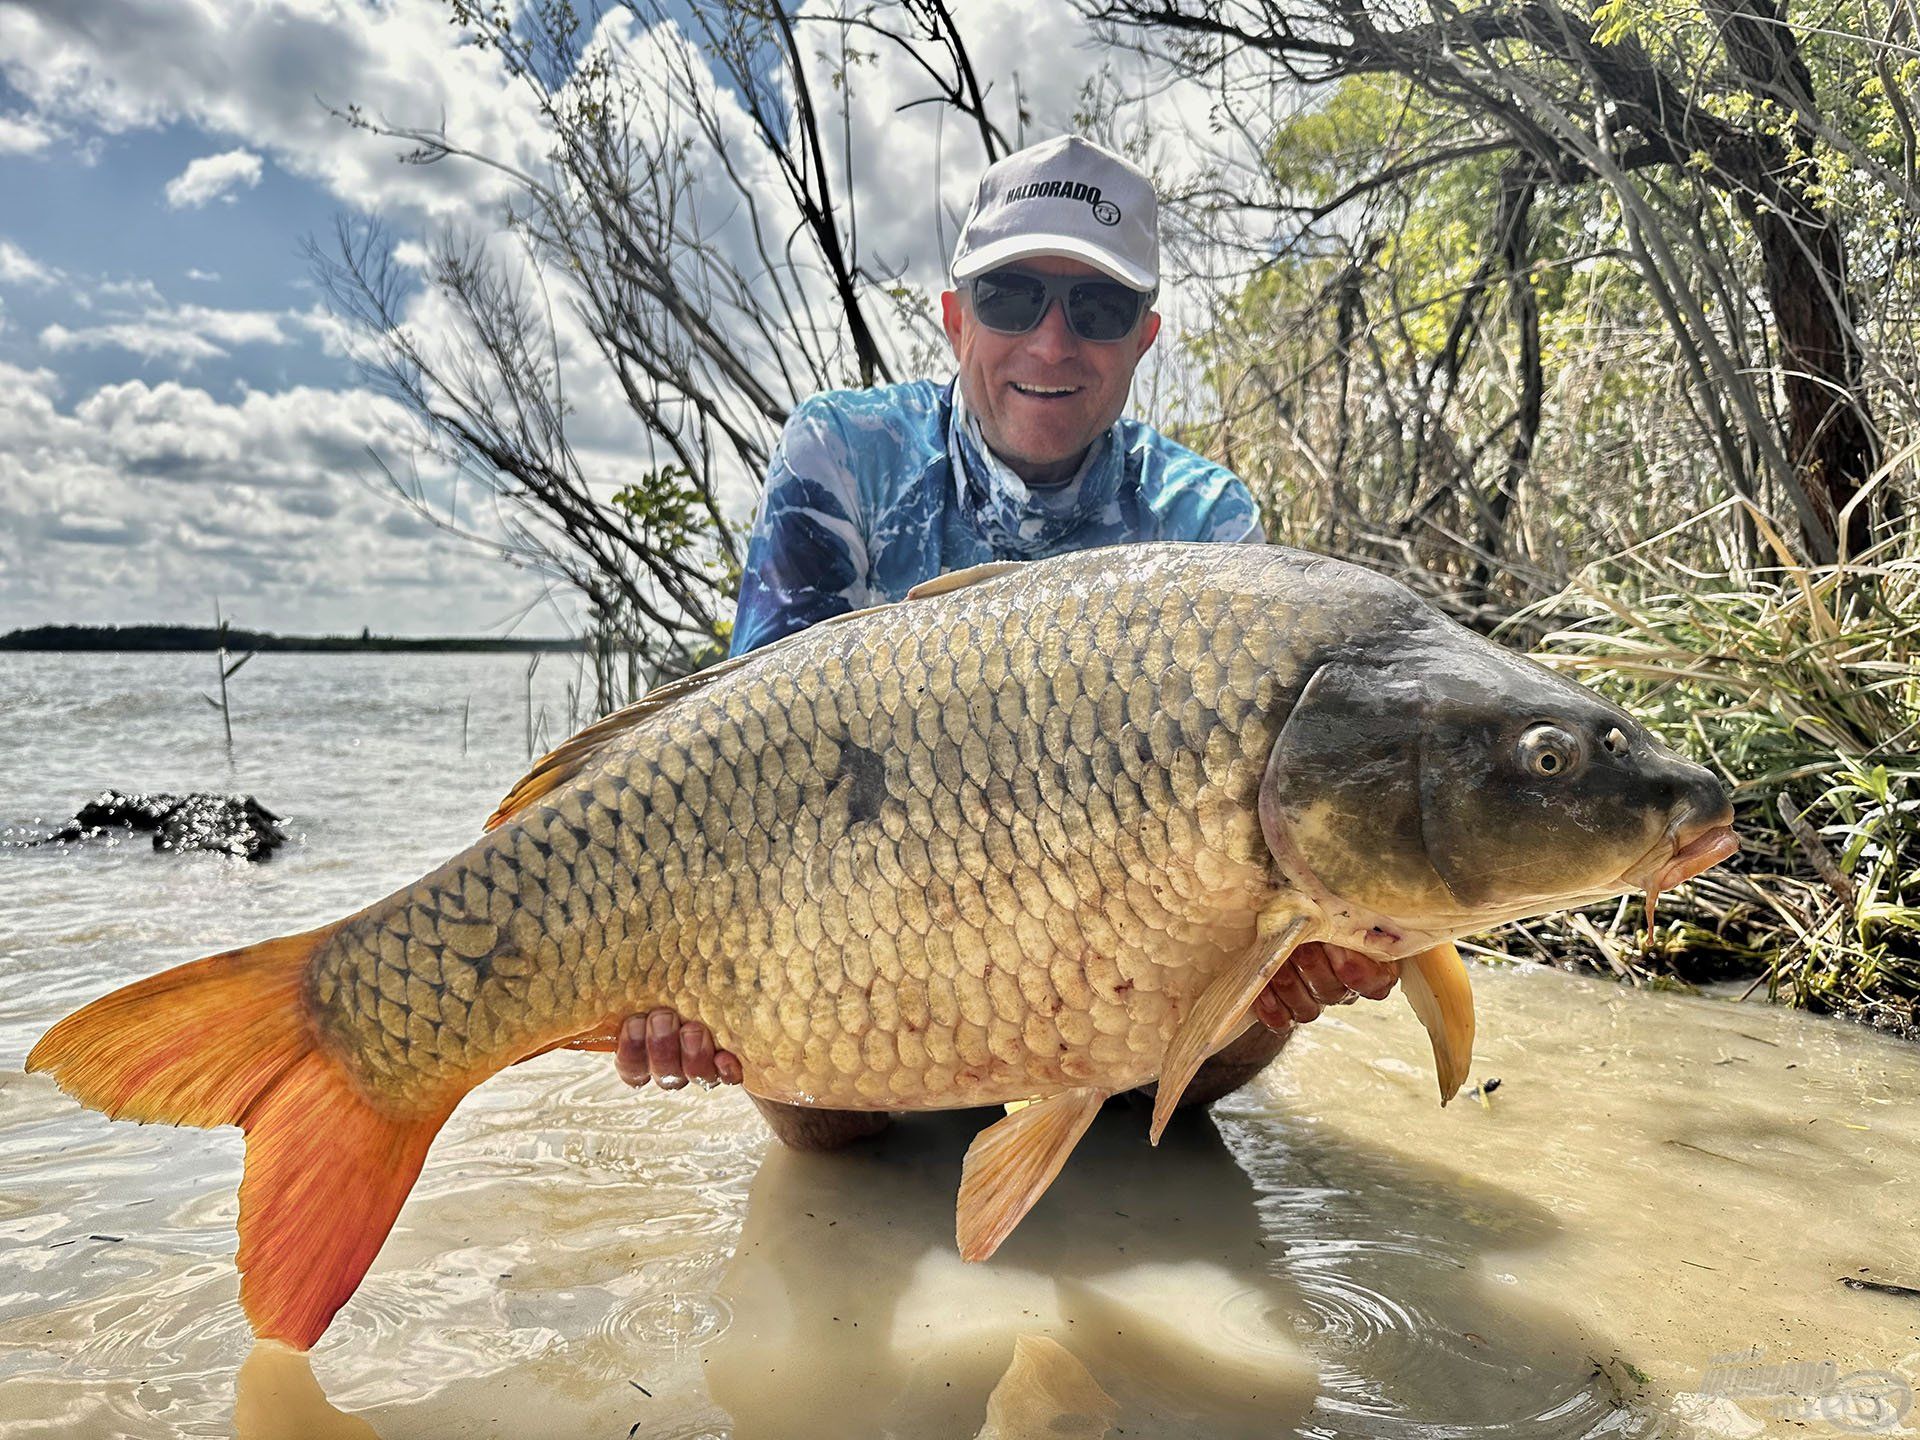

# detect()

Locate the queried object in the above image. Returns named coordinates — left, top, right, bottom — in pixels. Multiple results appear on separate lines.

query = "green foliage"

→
left=610, top=464, right=706, bottom=556
left=609, top=465, right=742, bottom=597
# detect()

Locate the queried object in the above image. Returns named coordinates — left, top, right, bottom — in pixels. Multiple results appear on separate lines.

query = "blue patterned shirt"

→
left=730, top=380, right=1264, bottom=656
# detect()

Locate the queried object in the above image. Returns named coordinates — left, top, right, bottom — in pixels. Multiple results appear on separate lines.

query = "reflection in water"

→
left=703, top=1102, right=1630, bottom=1439
left=973, top=1335, right=1116, bottom=1440
left=234, top=1342, right=380, bottom=1440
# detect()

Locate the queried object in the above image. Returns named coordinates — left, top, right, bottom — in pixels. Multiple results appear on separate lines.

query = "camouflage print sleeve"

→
left=729, top=400, right=871, bottom=658
left=1204, top=478, right=1266, bottom=545
left=1157, top=462, right=1267, bottom=547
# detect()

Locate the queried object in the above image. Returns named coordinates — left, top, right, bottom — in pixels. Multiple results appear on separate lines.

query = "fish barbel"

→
left=27, top=543, right=1735, bottom=1347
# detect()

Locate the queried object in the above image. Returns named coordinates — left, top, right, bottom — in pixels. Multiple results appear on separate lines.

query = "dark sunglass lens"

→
left=971, top=271, right=1048, bottom=333
left=1066, top=282, right=1142, bottom=341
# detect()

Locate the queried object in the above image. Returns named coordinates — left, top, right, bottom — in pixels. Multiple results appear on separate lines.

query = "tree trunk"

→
left=1744, top=192, right=1879, bottom=559
left=1708, top=0, right=1879, bottom=557
left=1469, top=172, right=1541, bottom=605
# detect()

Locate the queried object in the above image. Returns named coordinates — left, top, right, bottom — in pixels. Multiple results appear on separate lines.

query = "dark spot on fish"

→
left=833, top=741, right=888, bottom=826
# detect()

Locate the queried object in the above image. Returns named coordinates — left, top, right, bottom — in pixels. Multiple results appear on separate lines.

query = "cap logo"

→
left=1001, top=179, right=1122, bottom=226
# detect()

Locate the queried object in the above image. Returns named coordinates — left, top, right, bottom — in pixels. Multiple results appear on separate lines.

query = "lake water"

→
left=0, top=652, right=1914, bottom=1439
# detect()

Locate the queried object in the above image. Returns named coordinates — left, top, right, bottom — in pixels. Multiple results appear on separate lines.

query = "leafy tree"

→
left=1095, top=0, right=1917, bottom=565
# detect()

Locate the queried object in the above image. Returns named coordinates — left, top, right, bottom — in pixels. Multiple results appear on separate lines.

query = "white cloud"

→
left=40, top=301, right=292, bottom=364
left=185, top=267, right=221, bottom=282
left=163, top=146, right=263, bottom=208
left=0, top=360, right=547, bottom=632
left=168, top=303, right=287, bottom=346
left=0, top=237, right=61, bottom=287
left=290, top=302, right=356, bottom=358
left=0, top=110, right=55, bottom=154
left=40, top=319, right=226, bottom=364
left=94, top=276, right=165, bottom=306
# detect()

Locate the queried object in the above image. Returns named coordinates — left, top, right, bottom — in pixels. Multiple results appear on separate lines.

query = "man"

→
left=612, top=137, right=1399, bottom=1148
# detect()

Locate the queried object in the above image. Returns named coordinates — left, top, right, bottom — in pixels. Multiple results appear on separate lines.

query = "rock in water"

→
left=155, top=795, right=286, bottom=860
left=41, top=789, right=285, bottom=861
left=64, top=791, right=179, bottom=835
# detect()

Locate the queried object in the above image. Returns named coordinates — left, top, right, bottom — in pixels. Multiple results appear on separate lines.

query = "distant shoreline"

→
left=0, top=624, right=584, bottom=654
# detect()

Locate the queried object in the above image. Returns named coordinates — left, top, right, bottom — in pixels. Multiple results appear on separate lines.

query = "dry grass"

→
left=1484, top=496, right=1920, bottom=1034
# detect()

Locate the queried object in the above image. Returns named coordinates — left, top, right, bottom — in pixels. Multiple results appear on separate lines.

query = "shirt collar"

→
left=946, top=384, right=1123, bottom=558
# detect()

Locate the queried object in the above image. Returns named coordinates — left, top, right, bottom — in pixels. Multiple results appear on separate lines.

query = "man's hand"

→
left=612, top=944, right=1397, bottom=1091
left=1249, top=942, right=1399, bottom=1032
left=615, top=1010, right=742, bottom=1090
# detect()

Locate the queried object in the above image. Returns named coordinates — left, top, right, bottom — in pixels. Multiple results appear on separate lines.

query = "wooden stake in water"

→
left=203, top=599, right=254, bottom=752
left=524, top=652, right=542, bottom=760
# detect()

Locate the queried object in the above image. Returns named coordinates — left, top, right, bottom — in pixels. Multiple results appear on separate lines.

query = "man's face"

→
left=941, top=255, right=1161, bottom=485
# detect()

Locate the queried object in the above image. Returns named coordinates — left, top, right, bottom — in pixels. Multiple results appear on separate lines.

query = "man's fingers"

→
left=614, top=1010, right=742, bottom=1091
left=646, top=1008, right=686, bottom=1089
left=1293, top=944, right=1356, bottom=1006
left=1267, top=967, right=1323, bottom=1025
left=615, top=1014, right=652, bottom=1087
left=1328, top=945, right=1400, bottom=1001
left=681, top=1021, right=718, bottom=1085
left=1252, top=987, right=1295, bottom=1034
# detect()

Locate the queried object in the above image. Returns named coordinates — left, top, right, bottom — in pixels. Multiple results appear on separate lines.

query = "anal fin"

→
left=957, top=1087, right=1105, bottom=1262
left=1150, top=903, right=1315, bottom=1144
left=1398, top=941, right=1475, bottom=1104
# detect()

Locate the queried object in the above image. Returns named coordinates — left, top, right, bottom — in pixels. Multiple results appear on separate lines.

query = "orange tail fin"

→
left=25, top=926, right=455, bottom=1349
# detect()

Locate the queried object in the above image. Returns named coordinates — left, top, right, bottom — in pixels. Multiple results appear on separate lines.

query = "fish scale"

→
left=309, top=545, right=1297, bottom=1114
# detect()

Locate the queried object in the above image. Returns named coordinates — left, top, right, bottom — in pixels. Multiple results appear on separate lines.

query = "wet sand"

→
left=4, top=960, right=1914, bottom=1439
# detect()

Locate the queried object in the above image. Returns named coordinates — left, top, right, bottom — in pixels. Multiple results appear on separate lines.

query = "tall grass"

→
left=1498, top=497, right=1920, bottom=1034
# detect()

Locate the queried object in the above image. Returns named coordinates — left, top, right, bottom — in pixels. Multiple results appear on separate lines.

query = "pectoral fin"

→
left=1398, top=941, right=1475, bottom=1104
left=1149, top=903, right=1316, bottom=1145
left=957, top=1086, right=1105, bottom=1262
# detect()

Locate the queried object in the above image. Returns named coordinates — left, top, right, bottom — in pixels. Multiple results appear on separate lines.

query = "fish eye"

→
left=1518, top=723, right=1583, bottom=779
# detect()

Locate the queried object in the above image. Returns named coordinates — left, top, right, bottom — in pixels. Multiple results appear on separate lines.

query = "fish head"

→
left=1260, top=627, right=1736, bottom=946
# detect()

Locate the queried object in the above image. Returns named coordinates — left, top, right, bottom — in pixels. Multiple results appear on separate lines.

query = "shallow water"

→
left=0, top=653, right=1914, bottom=1439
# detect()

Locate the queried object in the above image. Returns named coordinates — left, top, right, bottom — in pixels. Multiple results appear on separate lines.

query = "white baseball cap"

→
left=950, top=135, right=1158, bottom=292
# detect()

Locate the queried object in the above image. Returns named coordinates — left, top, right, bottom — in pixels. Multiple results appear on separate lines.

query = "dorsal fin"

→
left=485, top=658, right=743, bottom=830
left=486, top=565, right=1027, bottom=832
left=905, top=560, right=1024, bottom=600
left=483, top=599, right=896, bottom=831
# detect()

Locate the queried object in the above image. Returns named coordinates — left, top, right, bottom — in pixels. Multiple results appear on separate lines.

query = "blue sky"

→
left=0, top=95, right=356, bottom=400
left=0, top=0, right=545, bottom=638
left=0, top=0, right=1224, bottom=639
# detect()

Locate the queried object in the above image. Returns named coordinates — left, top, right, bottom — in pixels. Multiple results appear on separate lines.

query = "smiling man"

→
left=617, top=137, right=1399, bottom=1147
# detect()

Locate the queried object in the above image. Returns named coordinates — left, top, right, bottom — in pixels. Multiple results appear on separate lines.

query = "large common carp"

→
left=28, top=543, right=1736, bottom=1348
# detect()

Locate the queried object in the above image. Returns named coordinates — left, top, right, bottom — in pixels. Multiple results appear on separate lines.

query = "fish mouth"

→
left=1631, top=812, right=1738, bottom=930
left=1649, top=822, right=1740, bottom=893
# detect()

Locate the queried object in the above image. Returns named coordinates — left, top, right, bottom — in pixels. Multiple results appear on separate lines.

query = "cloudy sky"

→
left=0, top=0, right=1255, bottom=638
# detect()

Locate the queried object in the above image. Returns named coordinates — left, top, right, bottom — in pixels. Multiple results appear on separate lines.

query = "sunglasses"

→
left=962, top=267, right=1155, bottom=343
